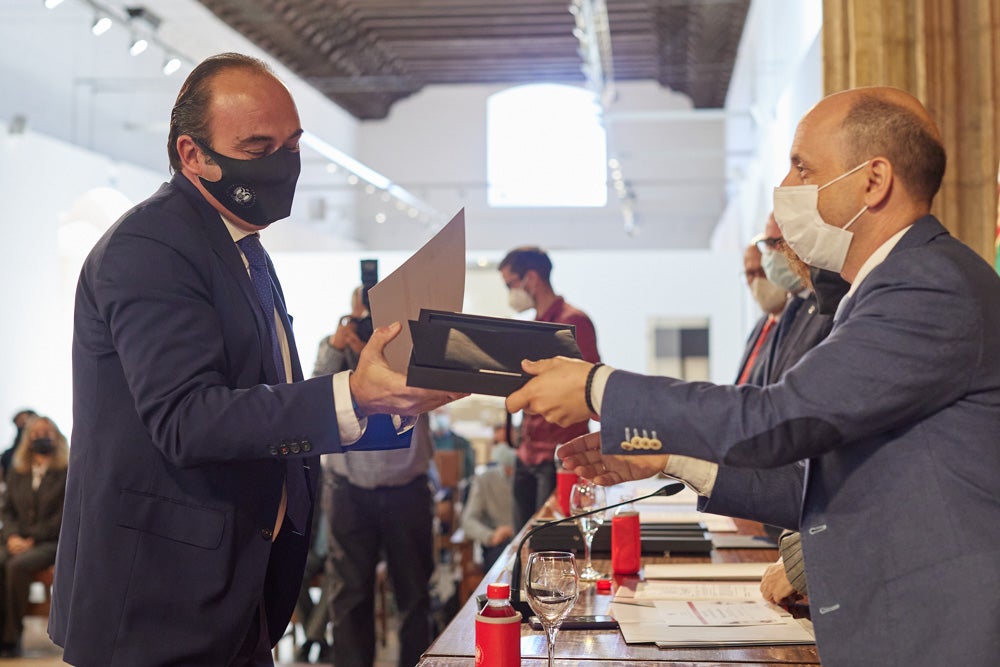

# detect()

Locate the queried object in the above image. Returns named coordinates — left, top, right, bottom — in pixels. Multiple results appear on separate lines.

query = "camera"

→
left=352, top=259, right=378, bottom=342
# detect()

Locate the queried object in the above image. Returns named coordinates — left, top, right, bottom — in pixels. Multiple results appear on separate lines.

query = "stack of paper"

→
left=610, top=566, right=814, bottom=647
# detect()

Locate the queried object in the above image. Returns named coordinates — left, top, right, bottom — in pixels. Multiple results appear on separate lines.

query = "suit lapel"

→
left=170, top=175, right=277, bottom=382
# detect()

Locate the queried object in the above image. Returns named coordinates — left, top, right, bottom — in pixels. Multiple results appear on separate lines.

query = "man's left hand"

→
left=505, top=357, right=593, bottom=426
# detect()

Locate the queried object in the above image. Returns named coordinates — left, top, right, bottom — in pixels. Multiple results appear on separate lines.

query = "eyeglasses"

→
left=744, top=268, right=766, bottom=283
left=755, top=237, right=784, bottom=254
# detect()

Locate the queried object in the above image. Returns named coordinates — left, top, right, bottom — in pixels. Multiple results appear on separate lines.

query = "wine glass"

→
left=569, top=481, right=607, bottom=581
left=524, top=551, right=579, bottom=667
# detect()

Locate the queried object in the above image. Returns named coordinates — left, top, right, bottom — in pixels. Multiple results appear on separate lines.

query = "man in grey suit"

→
left=507, top=86, right=1000, bottom=667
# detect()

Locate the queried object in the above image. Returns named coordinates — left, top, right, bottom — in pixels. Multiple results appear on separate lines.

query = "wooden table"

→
left=420, top=503, right=820, bottom=666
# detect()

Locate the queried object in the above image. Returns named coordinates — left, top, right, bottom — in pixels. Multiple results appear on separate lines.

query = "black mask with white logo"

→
left=810, top=267, right=851, bottom=315
left=197, top=141, right=301, bottom=227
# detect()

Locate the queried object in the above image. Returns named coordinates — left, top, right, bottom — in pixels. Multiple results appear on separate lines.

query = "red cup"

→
left=556, top=470, right=580, bottom=517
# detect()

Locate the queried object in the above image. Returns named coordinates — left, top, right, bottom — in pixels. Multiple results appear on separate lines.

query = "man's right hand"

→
left=350, top=321, right=466, bottom=416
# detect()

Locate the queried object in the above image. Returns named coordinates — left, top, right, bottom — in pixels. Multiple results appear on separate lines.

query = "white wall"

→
left=0, top=128, right=163, bottom=442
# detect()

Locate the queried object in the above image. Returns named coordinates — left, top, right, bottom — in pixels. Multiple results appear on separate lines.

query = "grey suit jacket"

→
left=601, top=217, right=1000, bottom=666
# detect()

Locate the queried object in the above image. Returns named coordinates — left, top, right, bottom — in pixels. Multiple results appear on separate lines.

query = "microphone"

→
left=507, top=482, right=685, bottom=621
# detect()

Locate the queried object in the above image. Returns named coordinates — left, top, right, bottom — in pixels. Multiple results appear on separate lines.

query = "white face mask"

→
left=772, top=161, right=869, bottom=272
left=760, top=249, right=803, bottom=294
left=508, top=286, right=534, bottom=313
left=750, top=276, right=787, bottom=314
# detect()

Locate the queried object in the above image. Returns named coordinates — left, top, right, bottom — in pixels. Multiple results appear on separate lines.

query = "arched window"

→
left=487, top=84, right=608, bottom=207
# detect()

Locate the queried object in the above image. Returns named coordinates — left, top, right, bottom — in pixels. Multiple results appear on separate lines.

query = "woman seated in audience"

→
left=0, top=415, right=68, bottom=657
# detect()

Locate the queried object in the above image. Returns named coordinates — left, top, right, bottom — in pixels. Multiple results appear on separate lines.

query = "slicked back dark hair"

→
left=840, top=95, right=946, bottom=204
left=167, top=53, right=274, bottom=173
left=499, top=246, right=553, bottom=284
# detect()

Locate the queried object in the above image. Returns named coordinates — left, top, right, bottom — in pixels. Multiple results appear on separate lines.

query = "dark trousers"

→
left=326, top=472, right=435, bottom=667
left=0, top=541, right=57, bottom=645
left=294, top=549, right=331, bottom=642
left=512, top=458, right=556, bottom=531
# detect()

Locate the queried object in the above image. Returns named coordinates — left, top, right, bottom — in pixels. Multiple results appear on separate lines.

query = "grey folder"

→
left=406, top=309, right=582, bottom=396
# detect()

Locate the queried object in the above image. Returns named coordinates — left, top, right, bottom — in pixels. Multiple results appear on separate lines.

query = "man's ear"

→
left=176, top=135, right=214, bottom=176
left=863, top=156, right=893, bottom=209
left=522, top=269, right=538, bottom=292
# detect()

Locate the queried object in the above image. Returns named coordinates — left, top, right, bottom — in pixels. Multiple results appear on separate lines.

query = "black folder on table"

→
left=406, top=309, right=582, bottom=396
left=527, top=522, right=714, bottom=555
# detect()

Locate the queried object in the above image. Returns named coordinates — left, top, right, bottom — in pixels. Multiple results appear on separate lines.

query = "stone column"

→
left=822, top=0, right=1000, bottom=262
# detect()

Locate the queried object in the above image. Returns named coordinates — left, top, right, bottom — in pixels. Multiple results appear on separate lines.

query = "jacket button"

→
left=290, top=442, right=301, bottom=454
left=279, top=445, right=290, bottom=455
left=268, top=446, right=278, bottom=456
left=301, top=441, right=312, bottom=452
left=260, top=528, right=273, bottom=540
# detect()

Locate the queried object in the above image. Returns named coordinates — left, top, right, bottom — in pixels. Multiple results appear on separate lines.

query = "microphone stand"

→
left=507, top=481, right=685, bottom=621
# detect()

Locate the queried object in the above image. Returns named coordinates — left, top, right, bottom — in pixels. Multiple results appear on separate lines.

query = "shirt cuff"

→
left=589, top=364, right=615, bottom=416
left=662, top=455, right=719, bottom=497
left=333, top=371, right=364, bottom=445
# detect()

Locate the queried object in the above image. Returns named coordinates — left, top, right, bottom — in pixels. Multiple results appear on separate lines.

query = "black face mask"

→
left=197, top=141, right=301, bottom=227
left=29, top=437, right=55, bottom=456
left=810, top=267, right=851, bottom=315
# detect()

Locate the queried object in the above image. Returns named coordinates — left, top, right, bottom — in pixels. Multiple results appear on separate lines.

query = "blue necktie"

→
left=237, top=233, right=286, bottom=383
left=237, top=233, right=311, bottom=534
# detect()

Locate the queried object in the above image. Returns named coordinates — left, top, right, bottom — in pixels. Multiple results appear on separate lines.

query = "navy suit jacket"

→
left=51, top=175, right=371, bottom=665
left=602, top=217, right=1000, bottom=666
left=763, top=291, right=835, bottom=385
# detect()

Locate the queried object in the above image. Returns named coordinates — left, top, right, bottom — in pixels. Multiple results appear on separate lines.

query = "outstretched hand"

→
left=351, top=321, right=466, bottom=416
left=557, top=432, right=670, bottom=486
left=760, top=559, right=802, bottom=606
left=505, top=356, right=593, bottom=426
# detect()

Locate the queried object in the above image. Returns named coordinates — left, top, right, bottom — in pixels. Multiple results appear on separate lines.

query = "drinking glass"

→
left=569, top=481, right=607, bottom=581
left=524, top=551, right=579, bottom=667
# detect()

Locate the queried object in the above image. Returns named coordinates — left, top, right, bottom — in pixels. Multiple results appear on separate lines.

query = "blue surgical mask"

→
left=760, top=249, right=803, bottom=294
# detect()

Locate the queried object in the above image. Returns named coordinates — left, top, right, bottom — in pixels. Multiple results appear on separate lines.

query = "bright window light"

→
left=487, top=83, right=608, bottom=208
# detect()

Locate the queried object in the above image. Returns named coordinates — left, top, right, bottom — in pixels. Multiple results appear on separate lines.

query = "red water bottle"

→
left=611, top=502, right=641, bottom=575
left=480, top=583, right=517, bottom=617
left=475, top=583, right=521, bottom=666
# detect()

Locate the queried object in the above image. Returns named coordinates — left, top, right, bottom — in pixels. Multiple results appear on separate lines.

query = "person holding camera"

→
left=312, top=284, right=438, bottom=667
left=314, top=286, right=369, bottom=374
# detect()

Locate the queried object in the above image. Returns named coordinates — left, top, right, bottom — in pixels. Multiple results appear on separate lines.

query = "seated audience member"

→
left=0, top=410, right=37, bottom=479
left=430, top=409, right=475, bottom=489
left=460, top=445, right=516, bottom=570
left=0, top=415, right=68, bottom=657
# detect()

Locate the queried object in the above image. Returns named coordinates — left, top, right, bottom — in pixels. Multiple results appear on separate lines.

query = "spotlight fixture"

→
left=91, top=15, right=112, bottom=36
left=129, top=36, right=148, bottom=56
left=43, top=0, right=65, bottom=9
left=162, top=56, right=181, bottom=75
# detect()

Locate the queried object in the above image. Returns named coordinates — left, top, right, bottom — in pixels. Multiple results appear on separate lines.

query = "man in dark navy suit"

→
left=50, top=53, right=459, bottom=667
